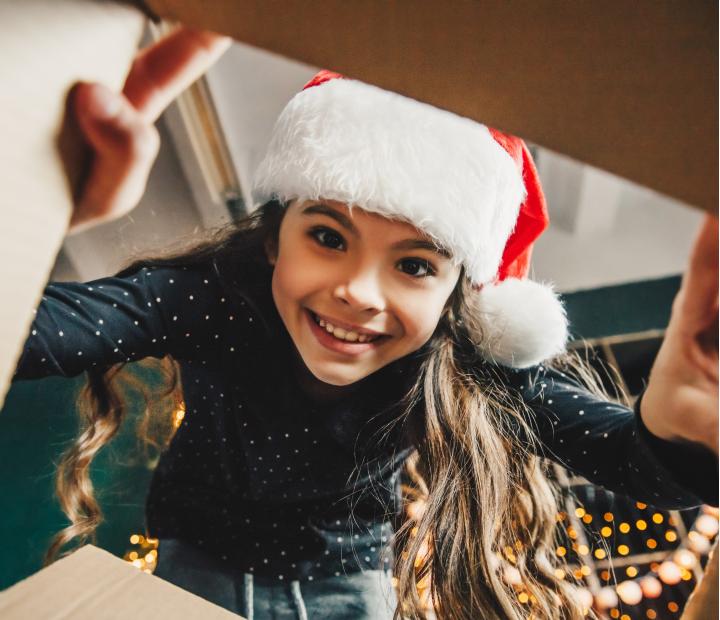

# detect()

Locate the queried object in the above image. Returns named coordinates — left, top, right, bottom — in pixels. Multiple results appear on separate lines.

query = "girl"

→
left=12, top=27, right=718, bottom=620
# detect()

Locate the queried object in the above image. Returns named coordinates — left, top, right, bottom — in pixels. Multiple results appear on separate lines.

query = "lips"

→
left=305, top=309, right=390, bottom=354
left=310, top=310, right=388, bottom=339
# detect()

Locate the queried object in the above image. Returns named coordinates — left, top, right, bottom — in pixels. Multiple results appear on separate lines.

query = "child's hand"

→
left=68, top=27, right=231, bottom=234
left=641, top=215, right=719, bottom=454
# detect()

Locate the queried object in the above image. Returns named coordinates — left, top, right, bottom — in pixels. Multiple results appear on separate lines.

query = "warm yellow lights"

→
left=646, top=539, right=657, bottom=549
left=617, top=545, right=630, bottom=556
left=173, top=406, right=186, bottom=428
left=626, top=566, right=638, bottom=577
left=575, top=507, right=586, bottom=518
left=635, top=520, right=647, bottom=531
left=556, top=546, right=567, bottom=557
left=594, top=549, right=606, bottom=559
left=665, top=530, right=678, bottom=542
left=658, top=561, right=682, bottom=585
left=674, top=549, right=697, bottom=569
left=636, top=502, right=647, bottom=509
left=578, top=544, right=589, bottom=556
left=652, top=513, right=664, bottom=524
left=603, top=512, right=614, bottom=522
left=616, top=580, right=642, bottom=605
left=619, top=523, right=630, bottom=534
left=601, top=526, right=612, bottom=537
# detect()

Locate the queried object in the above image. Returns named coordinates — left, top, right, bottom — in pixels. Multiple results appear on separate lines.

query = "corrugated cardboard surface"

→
left=147, top=0, right=717, bottom=213
left=0, top=1, right=144, bottom=409
left=0, top=545, right=243, bottom=619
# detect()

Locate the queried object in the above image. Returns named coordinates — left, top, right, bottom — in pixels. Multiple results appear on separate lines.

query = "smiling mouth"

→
left=309, top=311, right=387, bottom=344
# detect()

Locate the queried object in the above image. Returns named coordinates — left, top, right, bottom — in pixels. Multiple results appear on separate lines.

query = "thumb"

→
left=73, top=82, right=150, bottom=157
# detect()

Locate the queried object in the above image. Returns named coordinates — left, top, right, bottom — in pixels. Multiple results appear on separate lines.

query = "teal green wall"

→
left=0, top=372, right=155, bottom=590
left=562, top=275, right=680, bottom=341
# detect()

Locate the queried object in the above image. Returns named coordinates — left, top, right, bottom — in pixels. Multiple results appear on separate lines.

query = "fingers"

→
left=74, top=82, right=159, bottom=159
left=678, top=215, right=719, bottom=326
left=69, top=82, right=160, bottom=233
left=123, top=27, right=232, bottom=123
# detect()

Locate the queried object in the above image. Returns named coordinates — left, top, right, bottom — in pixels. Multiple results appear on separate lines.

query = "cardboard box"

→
left=0, top=0, right=144, bottom=408
left=0, top=545, right=243, bottom=619
left=146, top=0, right=717, bottom=214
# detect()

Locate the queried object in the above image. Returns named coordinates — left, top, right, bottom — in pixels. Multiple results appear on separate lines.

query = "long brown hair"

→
left=390, top=276, right=600, bottom=619
left=46, top=200, right=603, bottom=618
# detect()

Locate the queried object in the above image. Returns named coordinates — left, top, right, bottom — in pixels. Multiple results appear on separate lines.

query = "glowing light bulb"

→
left=503, top=566, right=522, bottom=585
left=695, top=515, right=719, bottom=538
left=688, top=532, right=711, bottom=554
left=639, top=575, right=662, bottom=599
left=658, top=561, right=681, bottom=585
left=674, top=549, right=697, bottom=569
left=577, top=588, right=593, bottom=608
left=617, top=580, right=642, bottom=605
left=595, top=586, right=619, bottom=610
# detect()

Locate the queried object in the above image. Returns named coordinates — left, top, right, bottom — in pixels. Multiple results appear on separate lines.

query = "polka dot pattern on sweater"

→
left=13, top=261, right=717, bottom=582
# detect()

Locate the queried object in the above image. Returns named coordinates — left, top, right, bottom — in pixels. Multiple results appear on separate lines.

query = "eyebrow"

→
left=301, top=203, right=452, bottom=259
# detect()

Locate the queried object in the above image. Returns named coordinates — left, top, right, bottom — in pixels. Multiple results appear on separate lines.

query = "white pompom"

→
left=476, top=278, right=568, bottom=368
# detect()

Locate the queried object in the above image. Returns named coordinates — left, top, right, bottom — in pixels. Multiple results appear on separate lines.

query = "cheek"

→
left=271, top=243, right=333, bottom=321
left=392, top=295, right=446, bottom=348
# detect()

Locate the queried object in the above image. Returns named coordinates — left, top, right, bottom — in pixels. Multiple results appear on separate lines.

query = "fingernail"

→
left=88, top=85, right=121, bottom=119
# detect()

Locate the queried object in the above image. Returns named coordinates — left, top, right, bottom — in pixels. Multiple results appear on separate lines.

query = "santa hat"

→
left=252, top=71, right=567, bottom=368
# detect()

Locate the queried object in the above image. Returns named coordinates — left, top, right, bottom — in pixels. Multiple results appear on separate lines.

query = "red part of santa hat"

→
left=253, top=71, right=567, bottom=367
left=301, top=71, right=550, bottom=284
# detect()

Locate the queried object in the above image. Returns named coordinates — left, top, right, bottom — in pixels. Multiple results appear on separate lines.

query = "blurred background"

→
left=0, top=27, right=713, bottom=620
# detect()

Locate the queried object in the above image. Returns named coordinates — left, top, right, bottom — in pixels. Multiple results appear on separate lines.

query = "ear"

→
left=264, top=236, right=278, bottom=266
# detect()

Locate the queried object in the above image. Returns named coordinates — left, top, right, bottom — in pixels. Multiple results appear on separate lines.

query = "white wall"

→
left=57, top=118, right=206, bottom=282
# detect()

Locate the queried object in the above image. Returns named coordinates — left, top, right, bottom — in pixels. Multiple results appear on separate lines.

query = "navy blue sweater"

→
left=13, top=260, right=718, bottom=582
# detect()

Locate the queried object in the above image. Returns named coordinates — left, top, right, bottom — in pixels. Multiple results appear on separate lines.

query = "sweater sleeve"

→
left=13, top=263, right=237, bottom=380
left=504, top=364, right=718, bottom=509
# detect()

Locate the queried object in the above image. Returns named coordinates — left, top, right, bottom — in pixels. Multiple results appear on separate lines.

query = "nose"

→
left=332, top=265, right=386, bottom=314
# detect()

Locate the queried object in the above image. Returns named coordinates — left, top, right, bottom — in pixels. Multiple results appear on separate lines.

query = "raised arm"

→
left=505, top=363, right=718, bottom=510
left=13, top=263, right=231, bottom=380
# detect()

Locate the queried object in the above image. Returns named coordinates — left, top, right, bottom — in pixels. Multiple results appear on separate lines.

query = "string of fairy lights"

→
left=122, top=402, right=717, bottom=619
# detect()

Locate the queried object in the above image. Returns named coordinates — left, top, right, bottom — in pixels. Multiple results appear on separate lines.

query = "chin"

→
left=307, top=364, right=369, bottom=387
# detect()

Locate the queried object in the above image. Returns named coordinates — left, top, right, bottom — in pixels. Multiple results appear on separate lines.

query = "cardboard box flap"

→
left=145, top=0, right=717, bottom=213
left=0, top=1, right=144, bottom=409
left=0, top=545, right=243, bottom=619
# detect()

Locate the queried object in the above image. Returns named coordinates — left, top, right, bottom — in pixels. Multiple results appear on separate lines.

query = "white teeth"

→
left=313, top=313, right=379, bottom=343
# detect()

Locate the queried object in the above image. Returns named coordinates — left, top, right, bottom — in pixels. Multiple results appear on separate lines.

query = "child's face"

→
left=269, top=199, right=461, bottom=386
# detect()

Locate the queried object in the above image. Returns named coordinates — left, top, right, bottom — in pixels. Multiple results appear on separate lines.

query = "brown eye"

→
left=310, top=227, right=345, bottom=250
left=398, top=258, right=436, bottom=278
